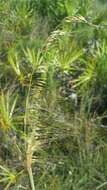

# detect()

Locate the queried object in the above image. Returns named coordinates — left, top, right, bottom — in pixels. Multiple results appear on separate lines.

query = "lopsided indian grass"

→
left=0, top=0, right=107, bottom=189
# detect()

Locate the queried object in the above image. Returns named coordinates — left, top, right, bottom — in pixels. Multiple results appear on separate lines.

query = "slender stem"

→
left=28, top=167, right=35, bottom=190
left=24, top=71, right=34, bottom=151
left=24, top=71, right=33, bottom=133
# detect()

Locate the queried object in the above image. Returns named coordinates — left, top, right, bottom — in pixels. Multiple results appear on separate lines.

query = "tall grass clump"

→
left=0, top=0, right=107, bottom=189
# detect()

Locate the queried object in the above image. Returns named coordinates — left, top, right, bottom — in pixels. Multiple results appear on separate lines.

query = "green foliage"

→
left=0, top=92, right=17, bottom=131
left=0, top=0, right=107, bottom=189
left=32, top=0, right=67, bottom=29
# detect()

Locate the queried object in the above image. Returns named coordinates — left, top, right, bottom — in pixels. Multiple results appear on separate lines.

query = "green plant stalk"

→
left=25, top=71, right=35, bottom=190
left=24, top=72, right=33, bottom=133
left=28, top=167, right=35, bottom=190
left=4, top=181, right=13, bottom=190
left=24, top=71, right=34, bottom=152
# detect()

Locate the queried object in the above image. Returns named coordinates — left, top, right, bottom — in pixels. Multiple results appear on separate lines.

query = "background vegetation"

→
left=0, top=0, right=107, bottom=189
